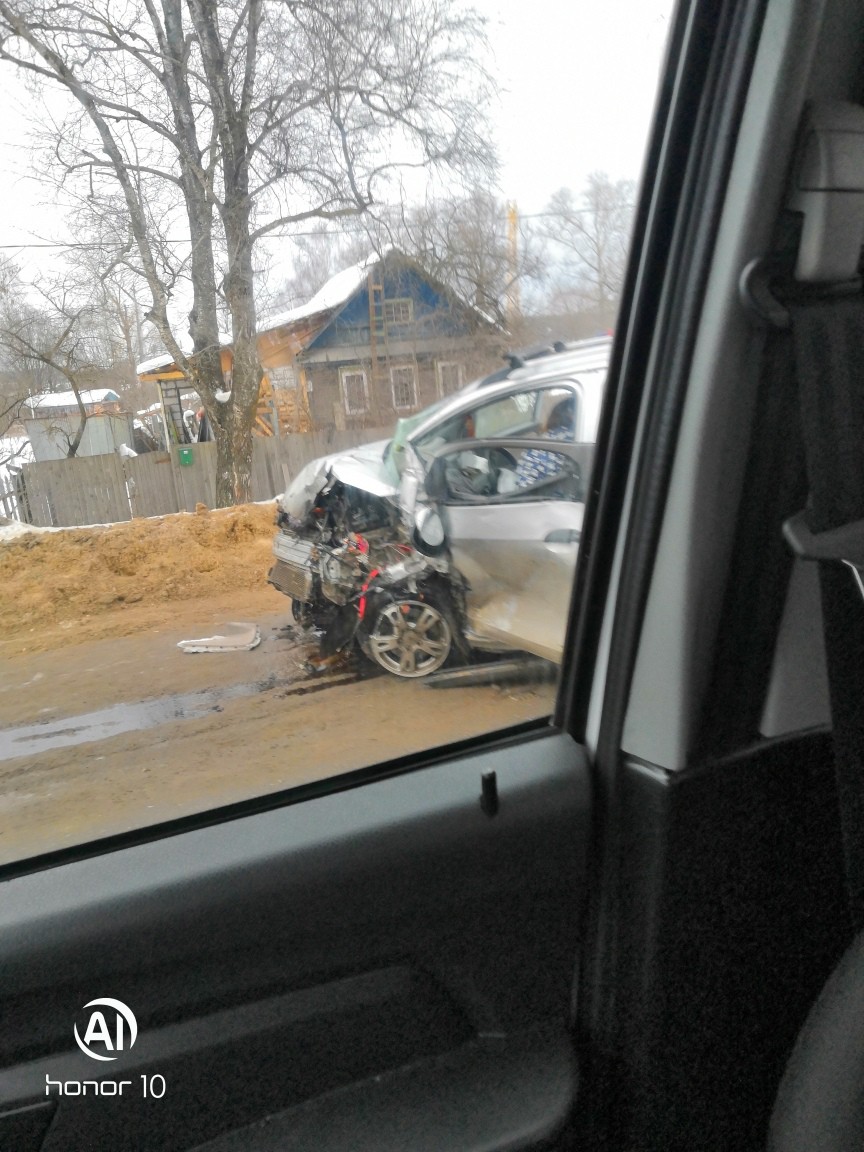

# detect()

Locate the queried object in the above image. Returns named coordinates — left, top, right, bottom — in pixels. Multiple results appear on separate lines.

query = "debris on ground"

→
left=423, top=657, right=558, bottom=689
left=177, top=623, right=261, bottom=653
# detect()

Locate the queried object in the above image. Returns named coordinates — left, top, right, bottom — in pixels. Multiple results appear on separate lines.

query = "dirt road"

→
left=0, top=587, right=554, bottom=865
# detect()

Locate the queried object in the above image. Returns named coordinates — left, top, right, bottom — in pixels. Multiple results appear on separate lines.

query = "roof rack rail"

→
left=473, top=334, right=613, bottom=390
left=502, top=334, right=612, bottom=367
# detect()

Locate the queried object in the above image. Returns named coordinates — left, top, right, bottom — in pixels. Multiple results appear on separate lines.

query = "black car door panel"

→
left=0, top=731, right=588, bottom=1151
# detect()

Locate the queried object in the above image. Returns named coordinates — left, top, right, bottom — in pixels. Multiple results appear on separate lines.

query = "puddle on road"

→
left=0, top=677, right=287, bottom=763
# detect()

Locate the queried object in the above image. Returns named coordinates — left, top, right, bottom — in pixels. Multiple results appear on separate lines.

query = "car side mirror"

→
left=413, top=506, right=447, bottom=555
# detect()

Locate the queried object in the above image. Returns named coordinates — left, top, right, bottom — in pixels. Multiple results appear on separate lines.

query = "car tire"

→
left=360, top=589, right=455, bottom=678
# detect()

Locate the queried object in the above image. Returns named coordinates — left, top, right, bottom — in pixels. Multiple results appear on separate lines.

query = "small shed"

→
left=24, top=389, right=134, bottom=462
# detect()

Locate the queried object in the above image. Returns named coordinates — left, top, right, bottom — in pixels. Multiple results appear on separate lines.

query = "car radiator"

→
left=268, top=533, right=315, bottom=602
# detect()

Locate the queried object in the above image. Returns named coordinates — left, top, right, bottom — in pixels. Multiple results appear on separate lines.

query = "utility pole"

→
left=505, top=201, right=521, bottom=327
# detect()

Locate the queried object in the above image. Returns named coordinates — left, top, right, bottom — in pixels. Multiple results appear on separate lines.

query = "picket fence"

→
left=12, top=428, right=391, bottom=528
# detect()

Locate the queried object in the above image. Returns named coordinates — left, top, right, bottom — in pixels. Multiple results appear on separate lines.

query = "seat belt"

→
left=786, top=297, right=864, bottom=930
left=772, top=103, right=864, bottom=930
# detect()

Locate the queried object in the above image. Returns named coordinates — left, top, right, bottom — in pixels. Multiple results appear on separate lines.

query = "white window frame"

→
left=340, top=367, right=369, bottom=415
left=390, top=363, right=418, bottom=411
left=383, top=298, right=413, bottom=325
left=436, top=361, right=464, bottom=397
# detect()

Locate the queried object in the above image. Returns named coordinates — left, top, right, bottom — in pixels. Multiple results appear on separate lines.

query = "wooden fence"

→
left=0, top=473, right=23, bottom=522
left=15, top=427, right=392, bottom=528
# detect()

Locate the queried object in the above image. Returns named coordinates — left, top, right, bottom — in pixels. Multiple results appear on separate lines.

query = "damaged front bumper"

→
left=267, top=522, right=452, bottom=674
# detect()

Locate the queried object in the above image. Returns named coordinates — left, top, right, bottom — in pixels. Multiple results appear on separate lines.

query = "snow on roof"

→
left=259, top=250, right=387, bottom=333
left=26, top=389, right=121, bottom=410
left=136, top=253, right=386, bottom=376
left=136, top=331, right=231, bottom=376
left=260, top=246, right=496, bottom=332
left=134, top=245, right=493, bottom=377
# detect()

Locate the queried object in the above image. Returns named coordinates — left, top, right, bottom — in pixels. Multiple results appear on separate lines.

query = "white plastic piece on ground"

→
left=177, top=622, right=261, bottom=654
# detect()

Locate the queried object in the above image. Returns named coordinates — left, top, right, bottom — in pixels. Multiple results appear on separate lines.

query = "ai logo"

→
left=74, top=998, right=138, bottom=1062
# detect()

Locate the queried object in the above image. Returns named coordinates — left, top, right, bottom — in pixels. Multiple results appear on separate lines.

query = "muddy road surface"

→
left=0, top=590, right=555, bottom=865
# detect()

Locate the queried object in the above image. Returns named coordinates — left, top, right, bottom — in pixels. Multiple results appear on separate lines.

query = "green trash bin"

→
left=178, top=446, right=194, bottom=466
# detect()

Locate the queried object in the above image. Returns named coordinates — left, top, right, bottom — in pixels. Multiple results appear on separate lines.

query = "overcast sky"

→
left=0, top=0, right=674, bottom=278
left=487, top=0, right=673, bottom=211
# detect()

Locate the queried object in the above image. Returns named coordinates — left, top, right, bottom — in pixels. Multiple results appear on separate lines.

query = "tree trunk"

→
left=216, top=183, right=262, bottom=506
left=209, top=323, right=261, bottom=507
left=67, top=382, right=88, bottom=458
left=212, top=394, right=256, bottom=507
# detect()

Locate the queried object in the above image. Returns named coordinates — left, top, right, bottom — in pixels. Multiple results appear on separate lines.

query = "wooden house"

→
left=137, top=250, right=502, bottom=437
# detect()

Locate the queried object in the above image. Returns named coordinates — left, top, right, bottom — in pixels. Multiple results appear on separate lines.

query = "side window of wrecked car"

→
left=431, top=446, right=582, bottom=504
left=472, top=391, right=536, bottom=438
left=470, top=386, right=580, bottom=441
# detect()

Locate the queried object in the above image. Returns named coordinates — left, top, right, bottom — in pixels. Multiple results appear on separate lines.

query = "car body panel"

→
left=271, top=345, right=608, bottom=672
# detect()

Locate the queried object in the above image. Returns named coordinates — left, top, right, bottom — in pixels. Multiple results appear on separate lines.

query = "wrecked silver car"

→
left=268, top=339, right=610, bottom=677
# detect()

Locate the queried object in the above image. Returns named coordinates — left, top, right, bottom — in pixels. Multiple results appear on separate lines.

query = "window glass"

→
left=432, top=445, right=586, bottom=503
left=473, top=391, right=537, bottom=437
left=341, top=370, right=368, bottom=415
left=0, top=0, right=673, bottom=862
left=413, top=384, right=577, bottom=463
left=390, top=364, right=418, bottom=410
left=437, top=361, right=463, bottom=396
left=383, top=299, right=413, bottom=325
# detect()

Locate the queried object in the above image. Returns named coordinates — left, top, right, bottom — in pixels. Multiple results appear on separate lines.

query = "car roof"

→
left=408, top=336, right=613, bottom=443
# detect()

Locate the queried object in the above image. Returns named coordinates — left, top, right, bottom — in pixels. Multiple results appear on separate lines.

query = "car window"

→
left=413, top=384, right=578, bottom=465
left=0, top=0, right=674, bottom=864
left=473, top=391, right=538, bottom=437
left=432, top=445, right=584, bottom=504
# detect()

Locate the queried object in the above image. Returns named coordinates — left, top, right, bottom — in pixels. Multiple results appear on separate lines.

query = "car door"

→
left=3, top=2, right=847, bottom=1152
left=422, top=435, right=592, bottom=662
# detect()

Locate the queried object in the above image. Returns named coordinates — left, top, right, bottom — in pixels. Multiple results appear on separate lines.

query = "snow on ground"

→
left=0, top=520, right=55, bottom=542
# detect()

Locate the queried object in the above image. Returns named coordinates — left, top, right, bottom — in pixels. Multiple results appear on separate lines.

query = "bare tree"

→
left=275, top=190, right=542, bottom=330
left=538, top=173, right=636, bottom=325
left=0, top=0, right=493, bottom=504
left=0, top=262, right=114, bottom=457
left=381, top=190, right=541, bottom=327
left=267, top=224, right=371, bottom=314
left=0, top=384, right=30, bottom=475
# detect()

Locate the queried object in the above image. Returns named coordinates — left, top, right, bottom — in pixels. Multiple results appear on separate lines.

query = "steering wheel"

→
left=488, top=446, right=518, bottom=470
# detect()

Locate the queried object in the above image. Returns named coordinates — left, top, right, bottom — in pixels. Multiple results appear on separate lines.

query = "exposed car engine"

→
left=268, top=469, right=457, bottom=677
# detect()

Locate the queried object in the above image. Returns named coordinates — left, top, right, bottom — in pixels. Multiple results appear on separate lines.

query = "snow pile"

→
left=0, top=520, right=55, bottom=543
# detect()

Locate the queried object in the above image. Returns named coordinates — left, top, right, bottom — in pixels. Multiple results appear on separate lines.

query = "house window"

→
left=390, top=364, right=418, bottom=410
left=383, top=298, right=413, bottom=325
left=341, top=368, right=368, bottom=415
left=437, top=361, right=463, bottom=396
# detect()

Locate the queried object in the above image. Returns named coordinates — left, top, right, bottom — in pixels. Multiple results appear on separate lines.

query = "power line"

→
left=0, top=205, right=630, bottom=252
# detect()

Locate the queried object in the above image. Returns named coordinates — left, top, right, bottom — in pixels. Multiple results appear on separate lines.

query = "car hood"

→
left=276, top=439, right=399, bottom=519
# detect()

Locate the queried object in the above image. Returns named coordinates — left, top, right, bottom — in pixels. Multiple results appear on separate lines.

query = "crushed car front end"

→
left=268, top=449, right=464, bottom=677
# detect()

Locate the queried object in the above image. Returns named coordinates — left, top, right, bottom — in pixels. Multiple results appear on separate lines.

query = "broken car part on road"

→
left=177, top=622, right=262, bottom=653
